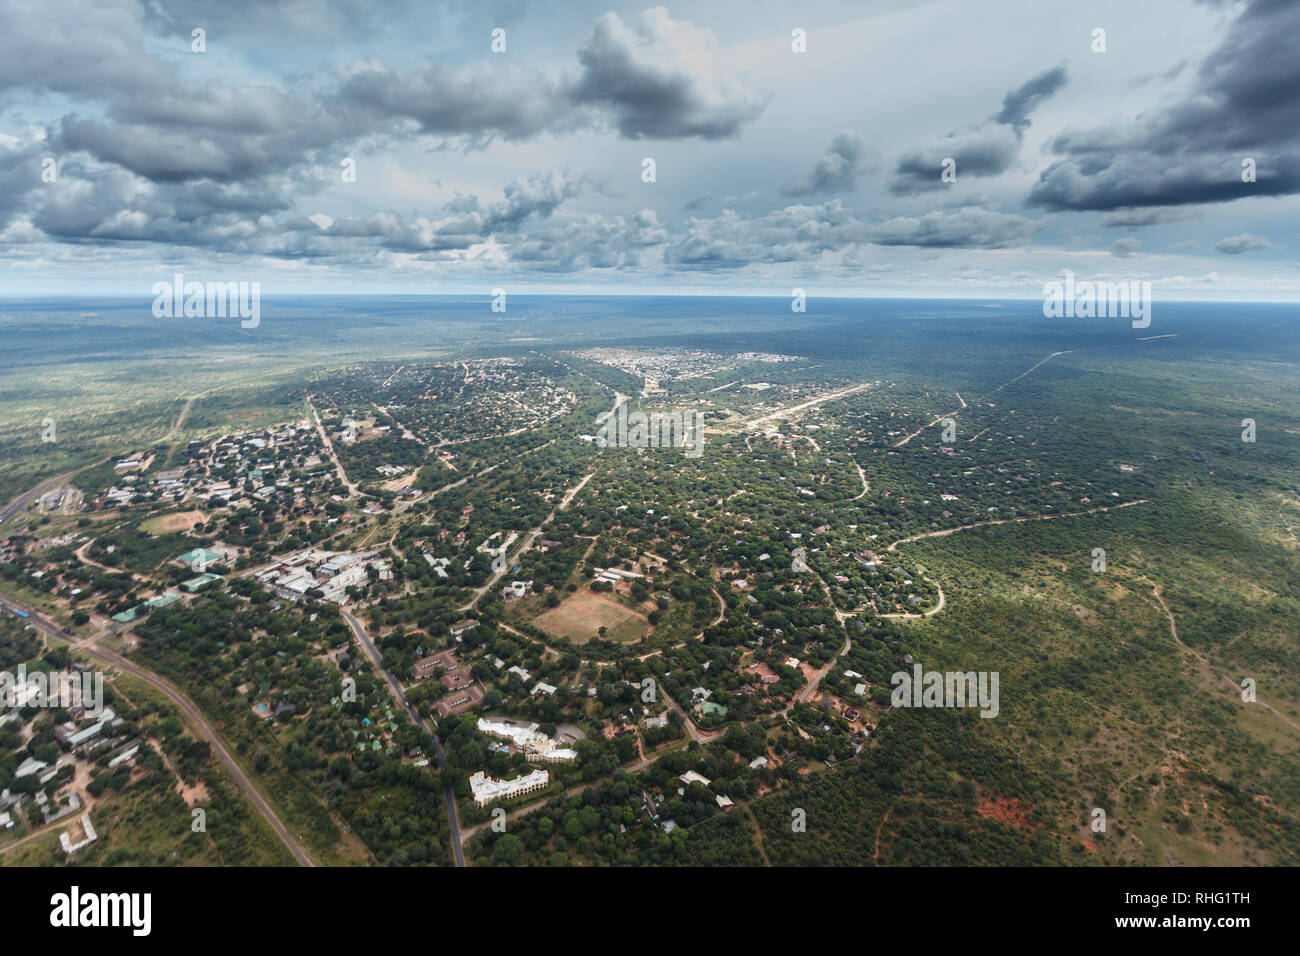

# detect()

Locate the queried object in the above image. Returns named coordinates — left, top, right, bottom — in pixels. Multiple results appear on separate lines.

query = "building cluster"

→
left=421, top=553, right=452, bottom=578
left=93, top=420, right=333, bottom=513
left=477, top=716, right=578, bottom=763
left=51, top=705, right=126, bottom=755
left=0, top=691, right=137, bottom=853
left=373, top=359, right=578, bottom=445
left=571, top=347, right=805, bottom=384
left=253, top=548, right=390, bottom=605
left=592, top=566, right=644, bottom=586
left=412, top=646, right=485, bottom=717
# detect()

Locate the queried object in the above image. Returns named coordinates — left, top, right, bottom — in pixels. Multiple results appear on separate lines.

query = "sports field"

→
left=533, top=589, right=651, bottom=645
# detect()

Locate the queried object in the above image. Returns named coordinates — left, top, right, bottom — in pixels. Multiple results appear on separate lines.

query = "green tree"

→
left=493, top=833, right=523, bottom=865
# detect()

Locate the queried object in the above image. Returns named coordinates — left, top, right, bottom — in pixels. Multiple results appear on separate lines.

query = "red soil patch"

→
left=975, top=795, right=1036, bottom=832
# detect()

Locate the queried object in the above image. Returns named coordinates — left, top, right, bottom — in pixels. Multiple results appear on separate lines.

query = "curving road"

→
left=0, top=594, right=317, bottom=866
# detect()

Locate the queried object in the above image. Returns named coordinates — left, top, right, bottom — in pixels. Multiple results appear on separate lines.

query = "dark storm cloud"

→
left=891, top=125, right=1021, bottom=193
left=1029, top=0, right=1300, bottom=211
left=889, top=64, right=1066, bottom=195
left=1028, top=155, right=1300, bottom=211
left=782, top=131, right=868, bottom=196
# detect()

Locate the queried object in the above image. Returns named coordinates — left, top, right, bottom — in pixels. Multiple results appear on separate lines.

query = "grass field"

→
left=140, top=509, right=209, bottom=534
left=533, top=589, right=651, bottom=644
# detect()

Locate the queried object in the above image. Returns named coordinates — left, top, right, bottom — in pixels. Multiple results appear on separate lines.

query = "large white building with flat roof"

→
left=477, top=716, right=578, bottom=763
left=469, top=769, right=549, bottom=808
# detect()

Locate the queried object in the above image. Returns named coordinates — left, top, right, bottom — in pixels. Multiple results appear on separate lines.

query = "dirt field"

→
left=380, top=471, right=418, bottom=492
left=140, top=509, right=207, bottom=534
left=534, top=589, right=651, bottom=644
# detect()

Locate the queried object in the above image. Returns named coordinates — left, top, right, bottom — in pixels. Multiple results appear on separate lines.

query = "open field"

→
left=140, top=509, right=209, bottom=534
left=533, top=589, right=652, bottom=644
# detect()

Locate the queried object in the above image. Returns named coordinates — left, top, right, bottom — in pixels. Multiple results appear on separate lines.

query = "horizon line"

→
left=3, top=291, right=1300, bottom=305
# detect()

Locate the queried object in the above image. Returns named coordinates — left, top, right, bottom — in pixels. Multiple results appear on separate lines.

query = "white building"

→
left=469, top=769, right=550, bottom=808
left=59, top=813, right=98, bottom=854
left=502, top=580, right=533, bottom=599
left=477, top=716, right=577, bottom=763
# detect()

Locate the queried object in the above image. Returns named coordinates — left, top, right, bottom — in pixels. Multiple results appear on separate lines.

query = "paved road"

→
left=306, top=395, right=358, bottom=497
left=0, top=594, right=318, bottom=866
left=0, top=469, right=81, bottom=526
left=732, top=382, right=877, bottom=432
left=340, top=607, right=465, bottom=867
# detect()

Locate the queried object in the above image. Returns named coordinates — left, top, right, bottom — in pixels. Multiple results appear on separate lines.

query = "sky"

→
left=1, top=0, right=1299, bottom=299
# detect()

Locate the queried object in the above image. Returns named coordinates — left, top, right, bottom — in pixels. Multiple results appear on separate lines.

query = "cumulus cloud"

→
left=890, top=65, right=1066, bottom=194
left=331, top=62, right=576, bottom=145
left=665, top=201, right=866, bottom=270
left=1, top=1, right=1289, bottom=290
left=337, top=8, right=768, bottom=145
left=1099, top=207, right=1199, bottom=228
left=286, top=170, right=585, bottom=252
left=569, top=7, right=768, bottom=140
left=0, top=1, right=771, bottom=266
left=510, top=209, right=668, bottom=269
left=782, top=131, right=868, bottom=196
left=870, top=207, right=1035, bottom=248
left=9, top=2, right=764, bottom=194
left=662, top=202, right=1033, bottom=271
left=0, top=133, right=47, bottom=231
left=1214, top=233, right=1270, bottom=254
